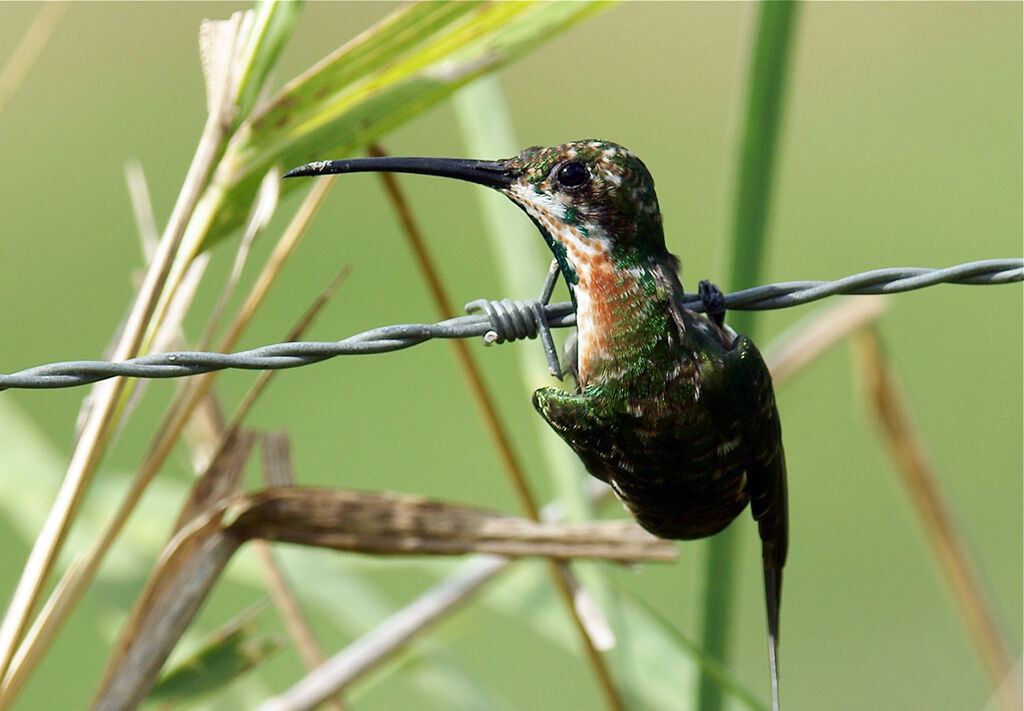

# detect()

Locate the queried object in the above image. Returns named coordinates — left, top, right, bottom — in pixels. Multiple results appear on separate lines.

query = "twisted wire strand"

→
left=2, top=259, right=1019, bottom=392
left=712, top=258, right=1023, bottom=310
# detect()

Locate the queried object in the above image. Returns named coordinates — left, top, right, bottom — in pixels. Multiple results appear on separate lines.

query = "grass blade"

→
left=144, top=604, right=282, bottom=707
left=0, top=2, right=68, bottom=117
left=451, top=73, right=629, bottom=708
left=699, top=3, right=799, bottom=710
left=726, top=0, right=801, bottom=340
left=851, top=327, right=1020, bottom=711
left=231, top=0, right=304, bottom=121
left=202, top=1, right=609, bottom=248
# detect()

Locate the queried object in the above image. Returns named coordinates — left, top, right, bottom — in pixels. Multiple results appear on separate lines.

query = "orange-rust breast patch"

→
left=573, top=253, right=643, bottom=384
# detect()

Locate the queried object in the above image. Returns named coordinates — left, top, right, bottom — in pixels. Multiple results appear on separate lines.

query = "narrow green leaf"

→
left=201, top=0, right=611, bottom=248
left=699, top=3, right=799, bottom=711
left=453, top=76, right=596, bottom=519
left=476, top=561, right=765, bottom=710
left=454, top=76, right=637, bottom=708
left=620, top=590, right=768, bottom=711
left=146, top=608, right=283, bottom=706
left=727, top=1, right=800, bottom=337
left=232, top=0, right=305, bottom=122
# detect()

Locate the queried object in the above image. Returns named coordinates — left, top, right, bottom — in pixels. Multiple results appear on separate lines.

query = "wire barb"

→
left=465, top=298, right=545, bottom=344
left=2, top=259, right=1020, bottom=392
left=465, top=258, right=566, bottom=380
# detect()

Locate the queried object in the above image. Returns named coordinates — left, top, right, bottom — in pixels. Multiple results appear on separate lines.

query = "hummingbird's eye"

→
left=555, top=161, right=589, bottom=189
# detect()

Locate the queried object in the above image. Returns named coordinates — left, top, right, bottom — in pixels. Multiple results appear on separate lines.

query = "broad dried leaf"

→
left=93, top=516, right=238, bottom=711
left=173, top=429, right=256, bottom=535
left=226, top=487, right=676, bottom=562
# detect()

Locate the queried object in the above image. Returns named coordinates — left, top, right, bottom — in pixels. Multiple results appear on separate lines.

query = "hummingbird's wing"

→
left=721, top=335, right=788, bottom=711
left=532, top=386, right=616, bottom=485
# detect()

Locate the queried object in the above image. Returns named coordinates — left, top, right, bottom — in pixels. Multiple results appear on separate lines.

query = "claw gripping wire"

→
left=1, top=259, right=1020, bottom=392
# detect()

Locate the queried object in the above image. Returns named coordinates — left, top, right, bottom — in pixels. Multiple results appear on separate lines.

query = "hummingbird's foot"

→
left=538, top=258, right=561, bottom=306
left=535, top=258, right=565, bottom=380
left=561, top=330, right=581, bottom=388
left=698, top=280, right=727, bottom=328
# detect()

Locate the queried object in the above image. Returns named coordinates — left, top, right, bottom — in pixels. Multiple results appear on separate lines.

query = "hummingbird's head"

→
left=283, top=140, right=671, bottom=289
left=497, top=140, right=669, bottom=285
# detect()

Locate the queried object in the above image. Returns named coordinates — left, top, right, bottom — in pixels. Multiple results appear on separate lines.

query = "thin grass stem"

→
left=851, top=327, right=1020, bottom=711
left=0, top=173, right=333, bottom=704
left=0, top=2, right=68, bottom=117
left=700, top=3, right=799, bottom=710
left=369, top=141, right=627, bottom=710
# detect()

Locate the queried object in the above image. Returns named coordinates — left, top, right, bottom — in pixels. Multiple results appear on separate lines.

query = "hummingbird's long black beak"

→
left=283, top=156, right=516, bottom=190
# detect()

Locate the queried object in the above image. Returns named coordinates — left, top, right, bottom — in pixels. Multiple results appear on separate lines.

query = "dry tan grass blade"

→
left=0, top=11, right=256, bottom=687
left=173, top=430, right=255, bottom=535
left=0, top=2, right=68, bottom=117
left=198, top=11, right=254, bottom=121
left=91, top=512, right=238, bottom=711
left=983, top=660, right=1023, bottom=711
left=256, top=554, right=510, bottom=711
left=764, top=295, right=889, bottom=386
left=0, top=177, right=339, bottom=705
left=851, top=326, right=1020, bottom=711
left=260, top=431, right=295, bottom=488
left=254, top=434, right=349, bottom=711
left=370, top=142, right=626, bottom=709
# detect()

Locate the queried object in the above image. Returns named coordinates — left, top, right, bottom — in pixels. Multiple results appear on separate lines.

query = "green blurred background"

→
left=0, top=3, right=1020, bottom=710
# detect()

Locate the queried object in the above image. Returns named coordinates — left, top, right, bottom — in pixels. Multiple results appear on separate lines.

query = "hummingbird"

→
left=285, top=140, right=788, bottom=709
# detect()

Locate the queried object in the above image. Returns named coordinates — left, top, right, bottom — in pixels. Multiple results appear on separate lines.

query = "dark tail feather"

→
left=763, top=558, right=782, bottom=711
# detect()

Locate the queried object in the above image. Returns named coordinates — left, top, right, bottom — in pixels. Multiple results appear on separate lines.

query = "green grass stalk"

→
left=697, top=3, right=799, bottom=711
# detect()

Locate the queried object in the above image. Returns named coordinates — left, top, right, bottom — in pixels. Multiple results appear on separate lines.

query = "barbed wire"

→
left=2, top=258, right=1020, bottom=392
